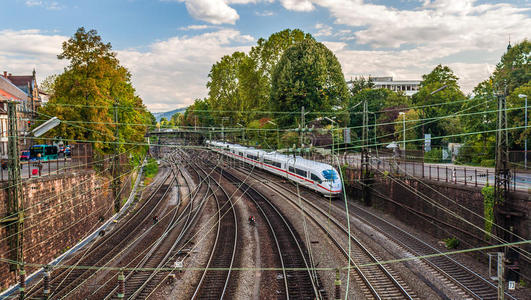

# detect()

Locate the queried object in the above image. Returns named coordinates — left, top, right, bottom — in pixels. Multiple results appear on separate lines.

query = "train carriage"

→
left=206, top=140, right=342, bottom=197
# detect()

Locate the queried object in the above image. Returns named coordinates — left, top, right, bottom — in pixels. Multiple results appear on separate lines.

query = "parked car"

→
left=1, top=158, right=7, bottom=170
left=20, top=151, right=30, bottom=161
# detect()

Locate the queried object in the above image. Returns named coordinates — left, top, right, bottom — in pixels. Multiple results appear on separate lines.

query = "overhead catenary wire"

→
left=0, top=165, right=140, bottom=253
left=367, top=161, right=531, bottom=261
left=0, top=239, right=528, bottom=272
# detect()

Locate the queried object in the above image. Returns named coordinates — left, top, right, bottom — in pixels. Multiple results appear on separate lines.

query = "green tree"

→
left=39, top=27, right=151, bottom=154
left=492, top=39, right=530, bottom=94
left=395, top=109, right=420, bottom=150
left=270, top=39, right=349, bottom=127
left=412, top=65, right=465, bottom=145
left=206, top=51, right=246, bottom=126
left=348, top=76, right=374, bottom=95
left=249, top=29, right=314, bottom=110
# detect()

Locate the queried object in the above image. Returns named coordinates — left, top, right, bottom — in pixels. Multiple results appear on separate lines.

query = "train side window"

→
left=295, top=168, right=307, bottom=177
left=311, top=173, right=322, bottom=183
left=288, top=166, right=295, bottom=173
left=239, top=152, right=243, bottom=156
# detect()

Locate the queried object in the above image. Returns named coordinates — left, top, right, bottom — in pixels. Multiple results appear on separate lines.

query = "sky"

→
left=0, top=0, right=529, bottom=112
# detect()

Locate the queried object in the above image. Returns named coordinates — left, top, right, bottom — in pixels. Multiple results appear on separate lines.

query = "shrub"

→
left=480, top=159, right=495, bottom=167
left=144, top=158, right=159, bottom=178
left=424, top=148, right=443, bottom=163
left=443, top=237, right=460, bottom=249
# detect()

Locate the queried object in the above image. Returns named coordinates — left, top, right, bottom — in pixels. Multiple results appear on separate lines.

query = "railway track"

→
left=23, top=165, right=175, bottom=299
left=234, top=165, right=415, bottom=300
left=191, top=161, right=239, bottom=299
left=339, top=198, right=518, bottom=300
left=218, top=164, right=325, bottom=300
left=239, top=162, right=517, bottom=300
left=97, top=152, right=211, bottom=299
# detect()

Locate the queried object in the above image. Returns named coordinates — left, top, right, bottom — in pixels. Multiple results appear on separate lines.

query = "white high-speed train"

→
left=206, top=140, right=342, bottom=197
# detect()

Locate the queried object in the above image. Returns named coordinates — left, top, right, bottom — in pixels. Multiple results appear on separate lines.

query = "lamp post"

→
left=221, top=117, right=229, bottom=142
left=399, top=112, right=406, bottom=153
left=266, top=120, right=279, bottom=150
left=519, top=94, right=528, bottom=169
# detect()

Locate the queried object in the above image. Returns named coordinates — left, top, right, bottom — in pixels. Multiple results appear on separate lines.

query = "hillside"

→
left=152, top=107, right=187, bottom=122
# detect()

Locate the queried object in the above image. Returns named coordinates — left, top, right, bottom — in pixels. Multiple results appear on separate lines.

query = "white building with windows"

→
left=348, top=76, right=421, bottom=97
left=370, top=76, right=421, bottom=96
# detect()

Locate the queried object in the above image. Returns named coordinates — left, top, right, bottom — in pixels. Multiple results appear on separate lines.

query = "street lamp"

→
left=266, top=120, right=279, bottom=150
left=399, top=112, right=406, bottom=152
left=221, top=117, right=229, bottom=142
left=519, top=94, right=528, bottom=169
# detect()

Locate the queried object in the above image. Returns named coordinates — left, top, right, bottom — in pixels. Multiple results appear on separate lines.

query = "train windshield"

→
left=322, top=170, right=339, bottom=182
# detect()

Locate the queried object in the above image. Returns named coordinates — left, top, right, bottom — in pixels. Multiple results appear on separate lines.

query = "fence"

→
left=331, top=153, right=529, bottom=192
left=0, top=143, right=94, bottom=181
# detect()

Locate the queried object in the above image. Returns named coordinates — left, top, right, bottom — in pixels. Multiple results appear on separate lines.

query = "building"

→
left=4, top=70, right=42, bottom=115
left=0, top=75, right=34, bottom=156
left=347, top=76, right=421, bottom=97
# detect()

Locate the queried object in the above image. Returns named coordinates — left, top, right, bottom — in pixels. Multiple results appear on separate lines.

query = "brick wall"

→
left=0, top=169, right=131, bottom=291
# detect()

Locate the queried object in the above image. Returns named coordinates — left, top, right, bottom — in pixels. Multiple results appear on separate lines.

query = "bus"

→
left=29, top=145, right=59, bottom=161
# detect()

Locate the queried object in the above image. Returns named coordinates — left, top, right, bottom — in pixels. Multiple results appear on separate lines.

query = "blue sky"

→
left=0, top=0, right=529, bottom=111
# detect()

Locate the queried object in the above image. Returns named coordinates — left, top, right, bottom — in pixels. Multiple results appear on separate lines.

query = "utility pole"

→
left=497, top=252, right=505, bottom=300
left=113, top=101, right=121, bottom=213
left=361, top=100, right=371, bottom=206
left=2, top=102, right=24, bottom=275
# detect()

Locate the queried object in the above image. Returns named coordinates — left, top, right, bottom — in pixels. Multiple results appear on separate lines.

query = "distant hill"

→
left=152, top=107, right=187, bottom=122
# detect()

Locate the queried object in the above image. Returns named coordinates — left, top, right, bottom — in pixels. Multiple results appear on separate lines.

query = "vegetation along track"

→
left=218, top=163, right=325, bottom=300
left=188, top=156, right=239, bottom=299
left=23, top=165, right=175, bottom=299
left=235, top=165, right=415, bottom=300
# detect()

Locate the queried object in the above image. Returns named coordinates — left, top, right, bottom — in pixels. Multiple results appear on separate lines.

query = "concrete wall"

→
left=0, top=170, right=129, bottom=291
left=344, top=167, right=530, bottom=279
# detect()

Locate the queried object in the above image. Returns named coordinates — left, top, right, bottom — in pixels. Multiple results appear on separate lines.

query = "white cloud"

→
left=182, top=0, right=240, bottom=24
left=280, top=0, right=314, bottom=11
left=118, top=29, right=255, bottom=111
left=255, top=10, right=274, bottom=16
left=0, top=29, right=67, bottom=82
left=179, top=24, right=217, bottom=30
left=314, top=23, right=332, bottom=37
left=25, top=0, right=64, bottom=10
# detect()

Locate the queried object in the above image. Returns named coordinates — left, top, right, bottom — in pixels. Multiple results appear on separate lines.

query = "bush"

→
left=480, top=159, right=495, bottom=167
left=443, top=237, right=460, bottom=249
left=424, top=148, right=443, bottom=163
left=144, top=158, right=158, bottom=178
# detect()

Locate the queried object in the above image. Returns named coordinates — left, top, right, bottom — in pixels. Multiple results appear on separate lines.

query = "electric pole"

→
left=113, top=101, right=121, bottom=213
left=2, top=101, right=25, bottom=280
left=361, top=100, right=371, bottom=206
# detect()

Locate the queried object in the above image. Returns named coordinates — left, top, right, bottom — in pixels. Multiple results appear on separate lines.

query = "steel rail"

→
left=24, top=165, right=174, bottom=299
left=219, top=166, right=322, bottom=300
left=190, top=159, right=238, bottom=300
left=237, top=165, right=414, bottom=300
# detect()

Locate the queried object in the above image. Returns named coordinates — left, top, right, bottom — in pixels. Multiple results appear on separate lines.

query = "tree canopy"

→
left=270, top=39, right=349, bottom=126
left=39, top=27, right=152, bottom=154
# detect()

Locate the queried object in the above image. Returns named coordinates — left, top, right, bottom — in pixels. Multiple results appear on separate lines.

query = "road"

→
left=0, top=158, right=72, bottom=180
left=339, top=154, right=531, bottom=191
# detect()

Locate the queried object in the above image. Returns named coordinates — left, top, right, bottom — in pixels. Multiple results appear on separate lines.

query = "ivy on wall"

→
left=481, top=185, right=495, bottom=240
